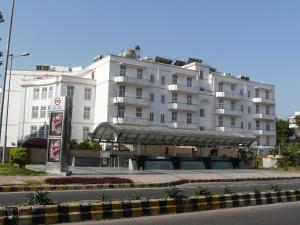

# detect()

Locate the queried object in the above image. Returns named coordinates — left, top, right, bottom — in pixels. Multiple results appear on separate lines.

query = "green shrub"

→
left=9, top=147, right=28, bottom=168
left=192, top=186, right=211, bottom=196
left=98, top=192, right=109, bottom=202
left=165, top=186, right=184, bottom=199
left=269, top=184, right=281, bottom=192
left=223, top=187, right=235, bottom=194
left=26, top=187, right=52, bottom=205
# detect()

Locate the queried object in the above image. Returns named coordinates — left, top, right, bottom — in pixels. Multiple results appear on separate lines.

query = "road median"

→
left=1, top=189, right=300, bottom=225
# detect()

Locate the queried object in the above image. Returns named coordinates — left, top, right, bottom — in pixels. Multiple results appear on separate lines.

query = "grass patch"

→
left=0, top=164, right=43, bottom=176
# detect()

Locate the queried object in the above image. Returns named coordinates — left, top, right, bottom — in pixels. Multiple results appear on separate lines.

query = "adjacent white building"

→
left=1, top=48, right=276, bottom=147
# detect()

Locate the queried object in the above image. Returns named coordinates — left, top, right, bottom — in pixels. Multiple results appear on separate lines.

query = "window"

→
left=248, top=106, right=251, bottom=114
left=83, top=106, right=91, bottom=120
left=248, top=122, right=252, bottom=130
left=161, top=76, right=165, bottom=85
left=266, top=90, right=270, bottom=99
left=219, top=99, right=224, bottom=108
left=67, top=85, right=74, bottom=98
left=248, top=90, right=251, bottom=98
left=120, top=65, right=126, bottom=76
left=119, top=85, right=126, bottom=97
left=199, top=71, right=204, bottom=80
left=32, top=106, right=39, bottom=118
left=256, top=120, right=260, bottom=130
left=172, top=74, right=178, bottom=84
left=218, top=82, right=223, bottom=91
left=231, top=100, right=236, bottom=110
left=187, top=113, right=192, bottom=124
left=256, top=104, right=259, bottom=113
left=39, top=125, right=45, bottom=138
left=257, top=137, right=261, bottom=146
left=45, top=125, right=49, bottom=137
left=150, top=93, right=154, bottom=102
left=231, top=84, right=236, bottom=92
left=266, top=136, right=270, bottom=146
left=160, top=114, right=165, bottom=123
left=150, top=112, right=154, bottom=121
left=150, top=74, right=155, bottom=83
left=161, top=95, right=165, bottom=104
left=200, top=109, right=205, bottom=117
left=240, top=105, right=244, bottom=112
left=40, top=106, right=46, bottom=118
left=118, top=105, right=125, bottom=118
left=41, top=87, right=47, bottom=100
left=255, top=89, right=259, bottom=98
left=187, top=77, right=192, bottom=87
left=172, top=93, right=177, bottom=103
left=266, top=122, right=270, bottom=131
left=136, top=108, right=142, bottom=118
left=47, top=106, right=50, bottom=117
left=241, top=122, right=244, bottom=129
left=30, top=126, right=37, bottom=137
left=91, top=71, right=95, bottom=79
left=33, top=88, right=39, bottom=100
left=231, top=117, right=235, bottom=127
left=83, top=127, right=90, bottom=139
left=187, top=95, right=192, bottom=105
left=218, top=116, right=223, bottom=127
left=136, top=88, right=142, bottom=99
left=84, top=87, right=92, bottom=100
left=240, top=89, right=243, bottom=96
left=48, top=86, right=54, bottom=99
left=137, top=68, right=143, bottom=79
left=172, top=111, right=177, bottom=121
left=266, top=106, right=270, bottom=115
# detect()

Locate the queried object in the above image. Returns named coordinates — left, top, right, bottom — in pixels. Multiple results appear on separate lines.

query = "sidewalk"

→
left=0, top=165, right=299, bottom=185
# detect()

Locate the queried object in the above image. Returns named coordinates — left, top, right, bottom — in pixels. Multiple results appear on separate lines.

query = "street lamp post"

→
left=2, top=52, right=29, bottom=163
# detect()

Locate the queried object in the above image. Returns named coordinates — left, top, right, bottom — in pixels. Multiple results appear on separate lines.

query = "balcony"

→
left=252, top=97, right=275, bottom=105
left=168, top=102, right=198, bottom=111
left=112, top=96, right=149, bottom=106
left=215, top=108, right=242, bottom=116
left=215, top=91, right=241, bottom=99
left=216, top=126, right=242, bottom=133
left=168, top=122, right=198, bottom=130
left=168, top=84, right=198, bottom=94
left=252, top=113, right=275, bottom=120
left=252, top=129, right=276, bottom=136
left=114, top=76, right=150, bottom=87
left=112, top=117, right=149, bottom=126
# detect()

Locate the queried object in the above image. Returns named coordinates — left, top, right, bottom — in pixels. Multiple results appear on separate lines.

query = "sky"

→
left=0, top=0, right=299, bottom=119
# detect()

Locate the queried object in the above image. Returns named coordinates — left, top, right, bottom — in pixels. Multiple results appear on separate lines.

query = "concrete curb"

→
left=1, top=176, right=300, bottom=193
left=1, top=189, right=300, bottom=225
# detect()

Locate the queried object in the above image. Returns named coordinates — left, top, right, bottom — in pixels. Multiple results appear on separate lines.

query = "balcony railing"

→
left=216, top=126, right=242, bottom=133
left=252, top=129, right=276, bottom=136
left=252, top=113, right=275, bottom=120
left=114, top=76, right=150, bottom=86
left=168, top=122, right=198, bottom=129
left=215, top=108, right=242, bottom=116
left=112, top=96, right=149, bottom=106
left=252, top=97, right=275, bottom=105
left=112, top=117, right=149, bottom=125
left=168, top=83, right=198, bottom=94
left=168, top=102, right=198, bottom=111
left=215, top=91, right=241, bottom=99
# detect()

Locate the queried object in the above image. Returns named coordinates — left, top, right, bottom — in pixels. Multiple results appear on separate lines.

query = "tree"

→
left=276, top=119, right=290, bottom=145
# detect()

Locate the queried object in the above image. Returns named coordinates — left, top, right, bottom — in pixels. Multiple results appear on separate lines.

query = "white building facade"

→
left=1, top=50, right=276, bottom=147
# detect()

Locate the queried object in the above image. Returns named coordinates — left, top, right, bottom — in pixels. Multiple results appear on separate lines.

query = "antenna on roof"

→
left=135, top=45, right=141, bottom=59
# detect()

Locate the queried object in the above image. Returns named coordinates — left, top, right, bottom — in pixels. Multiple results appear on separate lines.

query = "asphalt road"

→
left=56, top=202, right=300, bottom=225
left=1, top=179, right=300, bottom=205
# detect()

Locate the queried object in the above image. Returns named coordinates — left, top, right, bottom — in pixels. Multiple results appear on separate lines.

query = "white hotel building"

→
left=1, top=48, right=276, bottom=148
